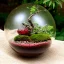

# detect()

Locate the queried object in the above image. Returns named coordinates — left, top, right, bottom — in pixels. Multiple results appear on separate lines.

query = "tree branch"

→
left=28, top=10, right=41, bottom=20
left=28, top=10, right=41, bottom=28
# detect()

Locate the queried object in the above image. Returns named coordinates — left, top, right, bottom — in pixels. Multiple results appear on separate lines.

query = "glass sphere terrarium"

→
left=4, top=3, right=56, bottom=57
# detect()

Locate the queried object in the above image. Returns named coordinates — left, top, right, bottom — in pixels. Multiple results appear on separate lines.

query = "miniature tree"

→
left=14, top=5, right=52, bottom=42
left=17, top=5, right=41, bottom=36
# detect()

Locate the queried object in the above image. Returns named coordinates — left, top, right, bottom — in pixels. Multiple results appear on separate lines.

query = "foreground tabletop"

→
left=0, top=30, right=64, bottom=64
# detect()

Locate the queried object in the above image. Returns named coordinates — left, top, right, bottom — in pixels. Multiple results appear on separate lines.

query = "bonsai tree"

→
left=14, top=5, right=52, bottom=43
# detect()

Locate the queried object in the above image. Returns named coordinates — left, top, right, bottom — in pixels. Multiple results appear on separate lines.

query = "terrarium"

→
left=4, top=3, right=56, bottom=57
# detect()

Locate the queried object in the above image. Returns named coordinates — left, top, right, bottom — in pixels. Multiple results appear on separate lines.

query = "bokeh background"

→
left=0, top=0, right=64, bottom=40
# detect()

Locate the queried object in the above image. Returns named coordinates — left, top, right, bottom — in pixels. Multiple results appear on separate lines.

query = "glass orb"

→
left=4, top=3, right=56, bottom=57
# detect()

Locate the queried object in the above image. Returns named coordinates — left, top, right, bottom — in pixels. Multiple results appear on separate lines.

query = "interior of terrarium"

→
left=4, top=4, right=55, bottom=44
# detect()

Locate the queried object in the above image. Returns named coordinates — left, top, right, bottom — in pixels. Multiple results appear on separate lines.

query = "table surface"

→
left=0, top=29, right=64, bottom=64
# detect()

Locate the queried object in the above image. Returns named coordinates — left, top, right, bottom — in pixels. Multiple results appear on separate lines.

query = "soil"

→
left=10, top=40, right=51, bottom=48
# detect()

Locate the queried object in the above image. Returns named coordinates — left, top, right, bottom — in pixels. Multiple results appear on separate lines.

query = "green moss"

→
left=14, top=35, right=31, bottom=41
left=14, top=33, right=51, bottom=42
left=30, top=33, right=51, bottom=42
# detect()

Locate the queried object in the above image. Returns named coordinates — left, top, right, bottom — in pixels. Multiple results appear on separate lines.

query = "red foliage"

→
left=17, top=28, right=29, bottom=35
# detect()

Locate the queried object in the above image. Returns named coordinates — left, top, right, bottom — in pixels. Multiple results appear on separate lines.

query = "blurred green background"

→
left=0, top=0, right=64, bottom=41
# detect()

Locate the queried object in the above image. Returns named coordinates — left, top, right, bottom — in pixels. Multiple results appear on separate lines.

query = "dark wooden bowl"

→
left=9, top=40, right=51, bottom=57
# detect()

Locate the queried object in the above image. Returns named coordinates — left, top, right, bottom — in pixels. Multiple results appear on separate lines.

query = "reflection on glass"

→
left=32, top=15, right=46, bottom=27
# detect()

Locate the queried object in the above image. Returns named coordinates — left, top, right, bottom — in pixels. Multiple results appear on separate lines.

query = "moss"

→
left=30, top=33, right=51, bottom=42
left=14, top=33, right=51, bottom=42
left=14, top=35, right=31, bottom=41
